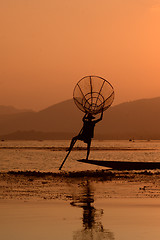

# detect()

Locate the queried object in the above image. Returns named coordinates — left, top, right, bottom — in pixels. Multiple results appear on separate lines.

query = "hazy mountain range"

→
left=1, top=97, right=160, bottom=140
left=0, top=105, right=33, bottom=115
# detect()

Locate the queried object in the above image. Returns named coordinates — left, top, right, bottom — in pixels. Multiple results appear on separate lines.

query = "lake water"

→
left=1, top=140, right=160, bottom=172
left=1, top=198, right=160, bottom=240
left=1, top=140, right=160, bottom=240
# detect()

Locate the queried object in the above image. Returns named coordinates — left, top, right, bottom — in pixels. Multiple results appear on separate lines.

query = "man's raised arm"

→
left=94, top=110, right=103, bottom=124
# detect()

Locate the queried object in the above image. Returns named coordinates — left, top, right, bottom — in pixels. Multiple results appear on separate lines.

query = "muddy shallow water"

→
left=1, top=170, right=160, bottom=200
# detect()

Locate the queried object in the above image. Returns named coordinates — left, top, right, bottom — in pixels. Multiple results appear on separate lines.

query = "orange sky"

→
left=1, top=0, right=160, bottom=110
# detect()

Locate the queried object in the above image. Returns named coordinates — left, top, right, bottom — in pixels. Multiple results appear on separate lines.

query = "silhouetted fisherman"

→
left=68, top=110, right=103, bottom=160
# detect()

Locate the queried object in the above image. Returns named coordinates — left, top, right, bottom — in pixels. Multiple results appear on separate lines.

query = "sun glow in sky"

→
left=1, top=0, right=160, bottom=110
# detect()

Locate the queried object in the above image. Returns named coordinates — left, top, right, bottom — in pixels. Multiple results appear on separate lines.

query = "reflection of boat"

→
left=71, top=181, right=114, bottom=240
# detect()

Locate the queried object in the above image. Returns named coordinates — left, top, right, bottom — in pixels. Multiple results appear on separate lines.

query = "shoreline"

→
left=1, top=170, right=160, bottom=201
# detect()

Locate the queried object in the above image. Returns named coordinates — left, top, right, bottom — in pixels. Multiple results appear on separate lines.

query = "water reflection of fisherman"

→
left=67, top=110, right=103, bottom=160
left=71, top=180, right=114, bottom=240
left=70, top=180, right=95, bottom=230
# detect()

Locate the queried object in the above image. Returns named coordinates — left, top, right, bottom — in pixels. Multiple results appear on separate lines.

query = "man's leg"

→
left=86, top=139, right=91, bottom=160
left=67, top=136, right=78, bottom=151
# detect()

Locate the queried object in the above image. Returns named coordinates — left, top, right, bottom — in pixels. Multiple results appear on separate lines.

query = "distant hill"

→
left=0, top=130, right=74, bottom=140
left=0, top=99, right=82, bottom=136
left=97, top=97, right=160, bottom=139
left=1, top=97, right=160, bottom=140
left=0, top=105, right=33, bottom=115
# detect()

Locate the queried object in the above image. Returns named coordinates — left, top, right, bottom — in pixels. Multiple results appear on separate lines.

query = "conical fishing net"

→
left=73, top=76, right=114, bottom=115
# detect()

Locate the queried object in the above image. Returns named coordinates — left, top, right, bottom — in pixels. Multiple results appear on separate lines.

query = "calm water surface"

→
left=1, top=140, right=160, bottom=240
left=1, top=183, right=160, bottom=240
left=0, top=140, right=160, bottom=172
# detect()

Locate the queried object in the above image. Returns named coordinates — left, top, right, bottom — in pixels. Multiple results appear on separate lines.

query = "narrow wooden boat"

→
left=78, top=159, right=160, bottom=170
